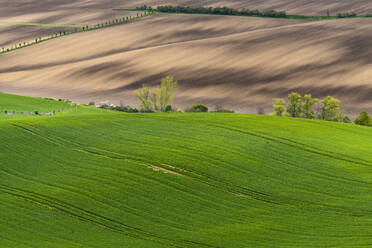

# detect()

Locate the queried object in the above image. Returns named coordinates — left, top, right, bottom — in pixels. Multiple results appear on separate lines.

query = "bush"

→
left=354, top=111, right=372, bottom=126
left=337, top=12, right=357, bottom=18
left=111, top=105, right=139, bottom=113
left=186, top=104, right=208, bottom=112
left=165, top=105, right=173, bottom=112
left=343, top=115, right=352, bottom=123
left=214, top=106, right=235, bottom=113
left=88, top=101, right=95, bottom=106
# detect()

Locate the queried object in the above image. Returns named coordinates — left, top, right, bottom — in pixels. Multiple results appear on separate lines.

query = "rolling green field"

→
left=1, top=94, right=372, bottom=247
left=0, top=93, right=71, bottom=113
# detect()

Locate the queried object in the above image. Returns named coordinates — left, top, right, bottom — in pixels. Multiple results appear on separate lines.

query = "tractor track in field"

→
left=148, top=116, right=372, bottom=169
left=0, top=183, right=220, bottom=248
left=10, top=121, right=372, bottom=216
left=211, top=124, right=372, bottom=168
left=10, top=122, right=281, bottom=205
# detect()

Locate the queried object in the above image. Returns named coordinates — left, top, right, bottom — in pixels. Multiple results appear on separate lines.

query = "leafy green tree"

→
left=272, top=98, right=286, bottom=116
left=319, top=96, right=341, bottom=121
left=136, top=76, right=178, bottom=112
left=354, top=111, right=372, bottom=126
left=301, top=94, right=318, bottom=119
left=152, top=76, right=178, bottom=112
left=136, top=85, right=154, bottom=112
left=286, top=92, right=302, bottom=117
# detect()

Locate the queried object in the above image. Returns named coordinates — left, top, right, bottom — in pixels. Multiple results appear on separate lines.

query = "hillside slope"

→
left=1, top=14, right=372, bottom=115
left=2, top=0, right=372, bottom=16
left=1, top=94, right=372, bottom=247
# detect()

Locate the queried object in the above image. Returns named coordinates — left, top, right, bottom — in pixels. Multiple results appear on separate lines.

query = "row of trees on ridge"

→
left=92, top=76, right=371, bottom=127
left=272, top=93, right=349, bottom=122
left=272, top=92, right=372, bottom=126
left=1, top=13, right=151, bottom=55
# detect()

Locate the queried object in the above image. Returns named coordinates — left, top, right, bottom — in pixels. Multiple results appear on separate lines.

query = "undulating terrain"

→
left=3, top=0, right=372, bottom=16
left=1, top=94, right=372, bottom=247
left=1, top=0, right=372, bottom=247
left=1, top=11, right=372, bottom=115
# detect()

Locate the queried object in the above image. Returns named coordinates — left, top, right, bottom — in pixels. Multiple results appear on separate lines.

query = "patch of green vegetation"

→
left=1, top=93, right=372, bottom=247
left=0, top=93, right=71, bottom=113
left=0, top=22, right=85, bottom=28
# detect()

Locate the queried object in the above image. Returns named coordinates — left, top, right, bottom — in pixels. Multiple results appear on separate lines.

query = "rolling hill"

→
left=1, top=93, right=372, bottom=247
left=1, top=12, right=372, bottom=116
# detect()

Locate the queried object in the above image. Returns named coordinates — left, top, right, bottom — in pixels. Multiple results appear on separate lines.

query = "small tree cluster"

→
left=272, top=92, right=349, bottom=122
left=136, top=76, right=178, bottom=112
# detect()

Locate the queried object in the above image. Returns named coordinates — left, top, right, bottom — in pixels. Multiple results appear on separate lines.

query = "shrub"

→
left=214, top=105, right=235, bottom=113
left=186, top=104, right=208, bottom=112
left=111, top=105, right=139, bottom=113
left=343, top=115, right=352, bottom=123
left=165, top=105, right=173, bottom=112
left=88, top=101, right=95, bottom=106
left=354, top=111, right=372, bottom=126
left=337, top=12, right=357, bottom=18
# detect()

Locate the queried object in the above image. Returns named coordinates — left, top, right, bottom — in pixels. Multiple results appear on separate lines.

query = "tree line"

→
left=272, top=92, right=372, bottom=126
left=155, top=5, right=287, bottom=18
left=0, top=12, right=152, bottom=55
left=94, top=76, right=371, bottom=127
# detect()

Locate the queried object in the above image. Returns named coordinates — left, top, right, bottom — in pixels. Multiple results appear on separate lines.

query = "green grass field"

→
left=1, top=93, right=372, bottom=247
left=0, top=93, right=71, bottom=113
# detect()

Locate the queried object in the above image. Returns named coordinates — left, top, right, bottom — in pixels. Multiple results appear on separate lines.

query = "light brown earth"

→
left=1, top=1, right=372, bottom=116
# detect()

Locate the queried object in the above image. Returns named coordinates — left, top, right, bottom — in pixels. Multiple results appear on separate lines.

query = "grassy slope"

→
left=0, top=93, right=70, bottom=113
left=1, top=94, right=372, bottom=247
